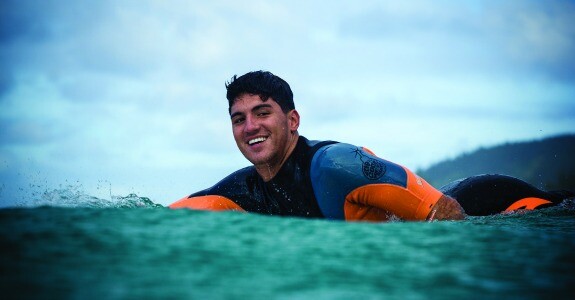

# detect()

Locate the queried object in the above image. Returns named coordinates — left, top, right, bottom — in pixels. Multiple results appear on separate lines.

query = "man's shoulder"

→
left=311, top=141, right=357, bottom=160
left=190, top=165, right=258, bottom=197
left=299, top=136, right=339, bottom=152
left=228, top=165, right=258, bottom=178
left=310, top=142, right=408, bottom=187
left=219, top=166, right=261, bottom=190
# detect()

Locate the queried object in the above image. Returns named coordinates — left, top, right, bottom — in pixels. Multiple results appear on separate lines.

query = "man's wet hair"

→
left=225, top=71, right=295, bottom=114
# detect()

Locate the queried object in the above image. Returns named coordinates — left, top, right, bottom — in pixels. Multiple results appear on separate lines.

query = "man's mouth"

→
left=248, top=137, right=267, bottom=145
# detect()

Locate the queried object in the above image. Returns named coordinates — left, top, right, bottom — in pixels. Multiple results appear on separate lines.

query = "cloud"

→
left=337, top=0, right=575, bottom=81
left=0, top=1, right=53, bottom=43
left=0, top=118, right=63, bottom=145
left=477, top=1, right=575, bottom=81
left=1, top=1, right=574, bottom=206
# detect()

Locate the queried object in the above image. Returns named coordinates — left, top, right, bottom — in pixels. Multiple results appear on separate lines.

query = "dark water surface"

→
left=1, top=194, right=574, bottom=299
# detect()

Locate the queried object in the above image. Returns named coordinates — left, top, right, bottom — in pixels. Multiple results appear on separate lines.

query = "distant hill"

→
left=417, top=134, right=575, bottom=191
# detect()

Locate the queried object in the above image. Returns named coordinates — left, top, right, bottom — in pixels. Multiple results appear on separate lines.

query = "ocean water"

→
left=1, top=189, right=574, bottom=299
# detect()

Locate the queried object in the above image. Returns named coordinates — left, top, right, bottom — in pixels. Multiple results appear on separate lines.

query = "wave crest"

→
left=14, top=185, right=162, bottom=208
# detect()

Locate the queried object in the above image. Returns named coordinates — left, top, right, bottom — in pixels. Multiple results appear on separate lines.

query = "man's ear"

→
left=287, top=109, right=300, bottom=132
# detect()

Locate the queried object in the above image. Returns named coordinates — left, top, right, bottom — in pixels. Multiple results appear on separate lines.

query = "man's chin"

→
left=242, top=152, right=269, bottom=165
left=248, top=157, right=270, bottom=167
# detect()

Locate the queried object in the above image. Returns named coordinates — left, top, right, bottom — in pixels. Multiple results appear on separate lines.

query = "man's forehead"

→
left=231, top=94, right=278, bottom=111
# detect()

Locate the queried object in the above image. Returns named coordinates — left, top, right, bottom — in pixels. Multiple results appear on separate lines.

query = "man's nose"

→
left=244, top=115, right=260, bottom=133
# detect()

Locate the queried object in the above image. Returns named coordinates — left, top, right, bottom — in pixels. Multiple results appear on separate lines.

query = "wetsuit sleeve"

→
left=169, top=195, right=246, bottom=211
left=310, top=143, right=442, bottom=221
left=168, top=166, right=258, bottom=212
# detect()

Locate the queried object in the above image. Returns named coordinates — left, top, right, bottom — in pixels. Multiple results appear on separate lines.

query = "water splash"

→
left=11, top=184, right=162, bottom=209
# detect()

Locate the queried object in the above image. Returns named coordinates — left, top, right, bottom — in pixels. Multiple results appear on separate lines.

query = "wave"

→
left=3, top=184, right=163, bottom=209
left=1, top=195, right=573, bottom=299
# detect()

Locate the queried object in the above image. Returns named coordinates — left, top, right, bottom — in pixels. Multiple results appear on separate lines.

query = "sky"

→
left=1, top=0, right=574, bottom=207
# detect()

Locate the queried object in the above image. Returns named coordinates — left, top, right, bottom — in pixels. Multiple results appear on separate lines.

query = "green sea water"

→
left=1, top=192, right=574, bottom=299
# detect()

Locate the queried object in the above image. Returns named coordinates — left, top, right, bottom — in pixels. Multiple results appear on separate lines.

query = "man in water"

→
left=170, top=71, right=569, bottom=221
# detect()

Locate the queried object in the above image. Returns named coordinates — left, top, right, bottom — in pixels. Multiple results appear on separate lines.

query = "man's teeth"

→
left=248, top=137, right=267, bottom=145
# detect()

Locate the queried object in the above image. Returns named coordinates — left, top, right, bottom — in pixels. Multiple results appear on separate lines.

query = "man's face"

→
left=230, top=93, right=299, bottom=170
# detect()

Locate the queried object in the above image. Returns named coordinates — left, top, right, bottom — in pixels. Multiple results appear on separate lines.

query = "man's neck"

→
left=255, top=133, right=300, bottom=182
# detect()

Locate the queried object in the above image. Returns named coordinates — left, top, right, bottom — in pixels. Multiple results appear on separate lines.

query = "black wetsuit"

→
left=176, top=136, right=571, bottom=219
left=188, top=137, right=335, bottom=217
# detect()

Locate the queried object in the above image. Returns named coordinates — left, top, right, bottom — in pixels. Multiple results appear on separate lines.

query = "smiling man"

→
left=169, top=71, right=569, bottom=221
left=229, top=92, right=299, bottom=182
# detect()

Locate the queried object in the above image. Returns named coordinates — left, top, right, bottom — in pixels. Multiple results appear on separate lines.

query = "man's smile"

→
left=248, top=136, right=268, bottom=145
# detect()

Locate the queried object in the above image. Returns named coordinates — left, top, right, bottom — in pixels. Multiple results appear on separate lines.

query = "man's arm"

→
left=169, top=195, right=245, bottom=211
left=168, top=166, right=256, bottom=212
left=311, top=143, right=467, bottom=222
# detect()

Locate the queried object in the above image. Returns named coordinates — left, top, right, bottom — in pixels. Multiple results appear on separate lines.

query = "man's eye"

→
left=232, top=117, right=244, bottom=124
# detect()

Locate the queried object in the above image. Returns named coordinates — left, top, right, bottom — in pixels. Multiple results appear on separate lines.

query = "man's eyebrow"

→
left=230, top=104, right=273, bottom=119
left=252, top=103, right=273, bottom=111
left=230, top=111, right=243, bottom=119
